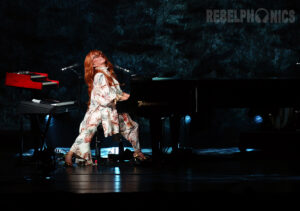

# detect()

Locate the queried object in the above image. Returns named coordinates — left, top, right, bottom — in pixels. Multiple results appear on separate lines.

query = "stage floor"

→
left=1, top=143, right=300, bottom=207
left=0, top=127, right=300, bottom=209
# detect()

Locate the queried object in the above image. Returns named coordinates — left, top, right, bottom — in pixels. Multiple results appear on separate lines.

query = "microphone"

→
left=114, top=64, right=131, bottom=73
left=61, top=63, right=79, bottom=71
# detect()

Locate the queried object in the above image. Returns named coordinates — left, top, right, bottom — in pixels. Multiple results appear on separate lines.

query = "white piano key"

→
left=51, top=101, right=75, bottom=106
left=42, top=81, right=57, bottom=86
left=31, top=75, right=46, bottom=79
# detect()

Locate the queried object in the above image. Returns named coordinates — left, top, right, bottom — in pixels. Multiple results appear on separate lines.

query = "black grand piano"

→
left=117, top=75, right=300, bottom=158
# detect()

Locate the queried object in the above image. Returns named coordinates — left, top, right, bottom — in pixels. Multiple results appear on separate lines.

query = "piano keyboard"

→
left=31, top=74, right=46, bottom=79
left=51, top=101, right=76, bottom=106
left=18, top=100, right=77, bottom=114
left=42, top=81, right=58, bottom=86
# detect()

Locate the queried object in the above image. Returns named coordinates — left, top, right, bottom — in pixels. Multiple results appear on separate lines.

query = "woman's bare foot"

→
left=65, top=151, right=74, bottom=166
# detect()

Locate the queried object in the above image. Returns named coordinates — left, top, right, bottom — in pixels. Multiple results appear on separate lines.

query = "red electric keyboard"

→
left=5, top=71, right=59, bottom=90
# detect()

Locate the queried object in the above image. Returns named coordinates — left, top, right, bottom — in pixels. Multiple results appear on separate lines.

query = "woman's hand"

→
left=119, top=92, right=130, bottom=101
left=123, top=92, right=130, bottom=100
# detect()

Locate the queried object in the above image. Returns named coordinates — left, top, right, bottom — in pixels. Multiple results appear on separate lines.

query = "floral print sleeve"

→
left=93, top=73, right=122, bottom=107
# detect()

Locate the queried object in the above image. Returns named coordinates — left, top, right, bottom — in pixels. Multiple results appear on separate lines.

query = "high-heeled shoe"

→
left=65, top=150, right=94, bottom=167
left=133, top=151, right=148, bottom=162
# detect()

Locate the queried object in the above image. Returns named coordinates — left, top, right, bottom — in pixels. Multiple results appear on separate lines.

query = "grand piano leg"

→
left=150, top=116, right=163, bottom=160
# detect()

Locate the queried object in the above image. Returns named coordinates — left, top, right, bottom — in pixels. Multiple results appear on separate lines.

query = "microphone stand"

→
left=68, top=67, right=83, bottom=109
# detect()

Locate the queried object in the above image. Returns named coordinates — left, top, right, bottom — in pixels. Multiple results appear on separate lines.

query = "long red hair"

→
left=84, top=50, right=118, bottom=107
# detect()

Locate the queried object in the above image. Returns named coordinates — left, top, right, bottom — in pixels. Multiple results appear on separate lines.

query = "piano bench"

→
left=94, top=126, right=125, bottom=162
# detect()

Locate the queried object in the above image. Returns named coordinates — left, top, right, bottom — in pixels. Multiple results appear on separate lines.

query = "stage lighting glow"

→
left=114, top=174, right=121, bottom=192
left=114, top=167, right=120, bottom=174
left=254, top=115, right=263, bottom=124
left=109, top=147, right=119, bottom=155
left=246, top=148, right=256, bottom=152
left=44, top=114, right=55, bottom=127
left=185, top=115, right=191, bottom=124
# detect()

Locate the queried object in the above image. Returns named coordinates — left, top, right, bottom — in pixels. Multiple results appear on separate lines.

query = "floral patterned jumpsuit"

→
left=70, top=67, right=140, bottom=165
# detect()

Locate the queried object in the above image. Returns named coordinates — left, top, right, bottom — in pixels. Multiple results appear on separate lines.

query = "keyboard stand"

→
left=19, top=113, right=53, bottom=164
left=17, top=100, right=77, bottom=165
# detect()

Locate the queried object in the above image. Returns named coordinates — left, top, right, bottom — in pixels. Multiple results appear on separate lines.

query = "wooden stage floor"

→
left=1, top=143, right=300, bottom=208
left=1, top=126, right=300, bottom=208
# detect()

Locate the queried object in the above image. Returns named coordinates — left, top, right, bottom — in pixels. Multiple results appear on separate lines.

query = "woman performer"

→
left=65, top=50, right=147, bottom=166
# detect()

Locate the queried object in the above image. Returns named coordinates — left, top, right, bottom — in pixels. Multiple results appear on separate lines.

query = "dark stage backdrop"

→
left=0, top=0, right=299, bottom=148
